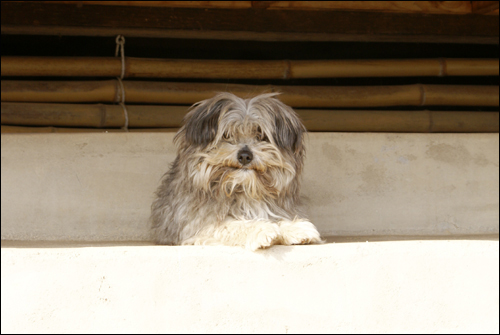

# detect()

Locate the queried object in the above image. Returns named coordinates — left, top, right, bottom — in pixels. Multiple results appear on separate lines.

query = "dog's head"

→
left=175, top=92, right=306, bottom=199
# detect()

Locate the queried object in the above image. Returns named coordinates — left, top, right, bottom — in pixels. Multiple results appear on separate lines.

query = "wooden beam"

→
left=259, top=1, right=474, bottom=14
left=2, top=80, right=498, bottom=107
left=472, top=1, right=500, bottom=14
left=2, top=103, right=498, bottom=133
left=0, top=125, right=176, bottom=133
left=34, top=1, right=479, bottom=15
left=2, top=57, right=498, bottom=78
left=1, top=2, right=498, bottom=43
left=0, top=103, right=186, bottom=128
left=42, top=1, right=253, bottom=9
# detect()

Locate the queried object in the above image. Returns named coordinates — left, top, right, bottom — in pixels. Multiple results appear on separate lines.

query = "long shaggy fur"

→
left=150, top=92, right=322, bottom=250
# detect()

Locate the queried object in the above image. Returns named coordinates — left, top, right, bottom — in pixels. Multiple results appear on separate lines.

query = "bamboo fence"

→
left=1, top=57, right=498, bottom=78
left=1, top=56, right=498, bottom=133
left=2, top=102, right=498, bottom=133
left=2, top=80, right=498, bottom=107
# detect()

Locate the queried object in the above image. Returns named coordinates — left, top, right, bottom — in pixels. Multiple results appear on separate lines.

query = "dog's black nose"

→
left=237, top=146, right=253, bottom=165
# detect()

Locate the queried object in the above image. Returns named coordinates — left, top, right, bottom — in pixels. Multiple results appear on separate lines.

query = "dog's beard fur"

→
left=150, top=92, right=322, bottom=250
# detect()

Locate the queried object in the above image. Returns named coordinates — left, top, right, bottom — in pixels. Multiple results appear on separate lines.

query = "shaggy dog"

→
left=150, top=93, right=322, bottom=250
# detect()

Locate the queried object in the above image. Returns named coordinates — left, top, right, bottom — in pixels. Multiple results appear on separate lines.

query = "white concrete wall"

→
left=1, top=133, right=499, bottom=241
left=2, top=132, right=498, bottom=333
left=2, top=241, right=499, bottom=333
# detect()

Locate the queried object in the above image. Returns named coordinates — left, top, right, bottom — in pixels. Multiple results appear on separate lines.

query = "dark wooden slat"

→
left=2, top=56, right=498, bottom=78
left=2, top=80, right=498, bottom=107
left=1, top=2, right=498, bottom=43
left=2, top=102, right=499, bottom=133
left=472, top=1, right=500, bottom=14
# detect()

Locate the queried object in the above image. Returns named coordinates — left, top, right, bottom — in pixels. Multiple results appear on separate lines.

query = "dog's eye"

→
left=256, top=127, right=269, bottom=142
left=223, top=132, right=231, bottom=140
left=259, top=134, right=269, bottom=142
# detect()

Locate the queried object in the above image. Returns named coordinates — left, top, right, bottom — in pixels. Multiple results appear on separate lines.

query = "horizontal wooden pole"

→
left=299, top=110, right=499, bottom=132
left=0, top=125, right=176, bottom=133
left=2, top=81, right=498, bottom=107
left=2, top=3, right=498, bottom=43
left=22, top=1, right=476, bottom=15
left=1, top=57, right=498, bottom=78
left=0, top=103, right=186, bottom=128
left=2, top=102, right=498, bottom=133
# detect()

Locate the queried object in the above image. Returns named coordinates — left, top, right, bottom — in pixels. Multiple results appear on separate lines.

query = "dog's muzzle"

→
left=237, top=146, right=253, bottom=166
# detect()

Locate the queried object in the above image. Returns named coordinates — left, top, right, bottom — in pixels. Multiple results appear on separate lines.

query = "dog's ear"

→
left=271, top=101, right=306, bottom=157
left=175, top=98, right=228, bottom=148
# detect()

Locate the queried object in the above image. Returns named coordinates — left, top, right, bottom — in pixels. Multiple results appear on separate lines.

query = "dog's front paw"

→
left=279, top=219, right=323, bottom=245
left=246, top=222, right=280, bottom=251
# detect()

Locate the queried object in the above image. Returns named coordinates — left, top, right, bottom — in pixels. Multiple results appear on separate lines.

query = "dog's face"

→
left=174, top=93, right=306, bottom=200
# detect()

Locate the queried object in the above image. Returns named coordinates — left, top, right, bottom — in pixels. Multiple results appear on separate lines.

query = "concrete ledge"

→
left=2, top=240, right=498, bottom=333
left=1, top=133, right=499, bottom=240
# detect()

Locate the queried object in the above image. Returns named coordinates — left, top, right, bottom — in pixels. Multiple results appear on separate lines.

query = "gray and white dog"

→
left=150, top=92, right=322, bottom=250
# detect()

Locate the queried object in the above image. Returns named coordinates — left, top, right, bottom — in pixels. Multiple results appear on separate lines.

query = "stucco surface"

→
left=1, top=132, right=498, bottom=333
left=1, top=133, right=498, bottom=240
left=2, top=240, right=498, bottom=333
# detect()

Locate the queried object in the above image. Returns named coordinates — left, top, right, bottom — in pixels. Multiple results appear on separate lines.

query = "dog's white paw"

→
left=246, top=222, right=280, bottom=251
left=279, top=220, right=323, bottom=245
